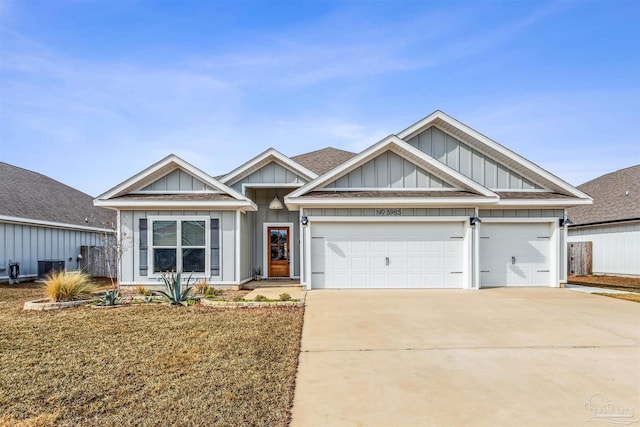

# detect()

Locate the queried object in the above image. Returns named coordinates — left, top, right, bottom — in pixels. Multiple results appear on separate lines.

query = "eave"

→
left=94, top=199, right=258, bottom=211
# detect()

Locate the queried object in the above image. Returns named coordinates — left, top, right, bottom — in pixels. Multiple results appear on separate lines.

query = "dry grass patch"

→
left=569, top=275, right=640, bottom=292
left=0, top=283, right=304, bottom=426
left=593, top=292, right=640, bottom=303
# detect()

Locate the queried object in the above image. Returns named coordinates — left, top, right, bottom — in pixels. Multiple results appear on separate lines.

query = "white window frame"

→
left=148, top=216, right=211, bottom=278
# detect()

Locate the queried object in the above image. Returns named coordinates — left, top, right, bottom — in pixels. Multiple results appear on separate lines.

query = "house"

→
left=0, top=162, right=115, bottom=282
left=567, top=165, right=639, bottom=276
left=94, top=110, right=592, bottom=289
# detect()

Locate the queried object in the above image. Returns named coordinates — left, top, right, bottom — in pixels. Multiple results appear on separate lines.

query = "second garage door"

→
left=480, top=223, right=552, bottom=287
left=310, top=222, right=465, bottom=289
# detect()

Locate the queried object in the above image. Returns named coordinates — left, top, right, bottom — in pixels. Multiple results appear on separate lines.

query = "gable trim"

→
left=95, top=154, right=251, bottom=203
left=287, top=135, right=498, bottom=200
left=397, top=111, right=591, bottom=200
left=220, top=148, right=318, bottom=185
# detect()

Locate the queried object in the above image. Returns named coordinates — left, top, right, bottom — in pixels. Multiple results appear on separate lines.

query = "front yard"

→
left=0, top=283, right=304, bottom=426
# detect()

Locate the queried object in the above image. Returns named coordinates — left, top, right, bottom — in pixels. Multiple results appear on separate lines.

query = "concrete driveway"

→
left=290, top=288, right=640, bottom=427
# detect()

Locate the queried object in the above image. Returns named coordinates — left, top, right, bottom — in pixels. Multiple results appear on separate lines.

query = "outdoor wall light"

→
left=76, top=254, right=83, bottom=263
left=559, top=217, right=574, bottom=227
left=469, top=216, right=482, bottom=226
left=300, top=216, right=309, bottom=226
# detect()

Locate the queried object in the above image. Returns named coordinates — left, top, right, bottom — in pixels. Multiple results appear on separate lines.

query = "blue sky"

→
left=1, top=0, right=638, bottom=196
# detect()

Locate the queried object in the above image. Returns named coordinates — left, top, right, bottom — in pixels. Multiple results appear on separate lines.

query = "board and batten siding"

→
left=119, top=210, right=237, bottom=286
left=306, top=208, right=475, bottom=217
left=141, top=169, right=215, bottom=192
left=0, top=221, right=104, bottom=280
left=230, top=162, right=308, bottom=193
left=322, top=151, right=453, bottom=189
left=479, top=209, right=564, bottom=218
left=246, top=188, right=300, bottom=278
left=568, top=222, right=640, bottom=276
left=407, top=127, right=543, bottom=190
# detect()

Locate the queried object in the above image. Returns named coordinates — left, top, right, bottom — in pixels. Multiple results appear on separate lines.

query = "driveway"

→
left=290, top=288, right=640, bottom=427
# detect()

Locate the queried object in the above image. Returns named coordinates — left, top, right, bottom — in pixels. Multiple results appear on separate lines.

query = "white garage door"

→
left=310, top=222, right=465, bottom=289
left=480, top=223, right=551, bottom=287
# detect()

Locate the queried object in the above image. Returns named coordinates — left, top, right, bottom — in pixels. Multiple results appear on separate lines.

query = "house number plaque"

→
left=376, top=208, right=401, bottom=216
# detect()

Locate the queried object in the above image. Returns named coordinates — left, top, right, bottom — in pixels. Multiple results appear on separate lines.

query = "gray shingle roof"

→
left=496, top=192, right=577, bottom=199
left=568, top=164, right=640, bottom=225
left=112, top=193, right=237, bottom=202
left=298, top=190, right=484, bottom=199
left=0, top=162, right=115, bottom=228
left=291, top=147, right=357, bottom=175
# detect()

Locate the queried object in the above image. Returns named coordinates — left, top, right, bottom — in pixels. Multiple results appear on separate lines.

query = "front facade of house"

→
left=95, top=111, right=591, bottom=289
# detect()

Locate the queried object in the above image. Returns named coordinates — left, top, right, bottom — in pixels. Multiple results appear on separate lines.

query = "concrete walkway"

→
left=243, top=286, right=306, bottom=301
left=565, top=283, right=639, bottom=294
left=290, top=288, right=640, bottom=427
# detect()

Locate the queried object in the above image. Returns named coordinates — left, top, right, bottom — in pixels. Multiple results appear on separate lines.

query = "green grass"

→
left=0, top=283, right=304, bottom=426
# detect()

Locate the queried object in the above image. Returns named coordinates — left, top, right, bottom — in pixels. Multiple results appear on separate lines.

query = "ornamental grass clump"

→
left=44, top=271, right=97, bottom=302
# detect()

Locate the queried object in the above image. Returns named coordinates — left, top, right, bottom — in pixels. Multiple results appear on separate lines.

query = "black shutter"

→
left=211, top=218, right=220, bottom=276
left=139, top=218, right=148, bottom=276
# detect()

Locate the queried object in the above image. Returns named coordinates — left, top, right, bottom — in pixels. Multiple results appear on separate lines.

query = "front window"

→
left=151, top=218, right=207, bottom=274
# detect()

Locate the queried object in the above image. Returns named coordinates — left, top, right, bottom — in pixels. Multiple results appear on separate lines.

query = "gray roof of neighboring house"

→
left=0, top=162, right=115, bottom=229
left=568, top=164, right=640, bottom=225
left=291, top=147, right=357, bottom=175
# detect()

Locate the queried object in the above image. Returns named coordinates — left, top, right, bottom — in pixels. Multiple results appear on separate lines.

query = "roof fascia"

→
left=0, top=215, right=115, bottom=233
left=397, top=110, right=592, bottom=200
left=94, top=199, right=258, bottom=211
left=220, top=148, right=318, bottom=185
left=286, top=196, right=499, bottom=208
left=287, top=135, right=497, bottom=199
left=96, top=154, right=250, bottom=202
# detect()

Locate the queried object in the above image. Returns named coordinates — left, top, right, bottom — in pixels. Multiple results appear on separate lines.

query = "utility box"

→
left=38, top=260, right=65, bottom=278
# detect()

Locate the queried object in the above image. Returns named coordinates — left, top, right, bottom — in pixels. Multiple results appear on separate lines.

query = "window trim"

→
left=147, top=216, right=211, bottom=278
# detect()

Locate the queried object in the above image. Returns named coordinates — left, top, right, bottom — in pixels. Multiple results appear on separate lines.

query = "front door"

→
left=268, top=227, right=290, bottom=277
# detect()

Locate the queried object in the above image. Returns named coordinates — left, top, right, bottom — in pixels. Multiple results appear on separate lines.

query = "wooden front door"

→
left=268, top=226, right=290, bottom=277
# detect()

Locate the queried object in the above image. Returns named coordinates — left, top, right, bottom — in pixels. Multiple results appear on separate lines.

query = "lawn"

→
left=568, top=275, right=640, bottom=292
left=0, top=282, right=304, bottom=426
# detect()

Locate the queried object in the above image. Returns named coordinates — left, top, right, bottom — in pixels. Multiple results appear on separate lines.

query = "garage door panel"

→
left=311, top=222, right=464, bottom=289
left=480, top=223, right=551, bottom=287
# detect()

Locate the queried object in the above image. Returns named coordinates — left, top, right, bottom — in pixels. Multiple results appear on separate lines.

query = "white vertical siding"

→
left=407, top=126, right=543, bottom=190
left=568, top=222, right=640, bottom=276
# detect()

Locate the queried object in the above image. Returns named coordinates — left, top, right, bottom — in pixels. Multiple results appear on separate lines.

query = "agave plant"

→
left=155, top=271, right=194, bottom=306
left=97, top=289, right=122, bottom=306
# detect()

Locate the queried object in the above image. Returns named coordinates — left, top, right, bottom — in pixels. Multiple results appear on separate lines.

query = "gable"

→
left=230, top=161, right=309, bottom=192
left=140, top=168, right=217, bottom=192
left=406, top=126, right=542, bottom=190
left=322, top=151, right=455, bottom=190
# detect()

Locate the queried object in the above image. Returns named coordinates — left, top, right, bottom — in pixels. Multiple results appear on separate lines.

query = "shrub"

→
left=44, top=271, right=97, bottom=302
left=134, top=285, right=152, bottom=296
left=194, top=279, right=214, bottom=295
left=154, top=271, right=194, bottom=306
left=254, top=294, right=268, bottom=302
left=97, top=289, right=122, bottom=306
left=279, top=293, right=291, bottom=301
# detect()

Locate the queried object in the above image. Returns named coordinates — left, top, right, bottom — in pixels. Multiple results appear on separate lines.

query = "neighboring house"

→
left=567, top=165, right=640, bottom=277
left=94, top=110, right=591, bottom=290
left=0, top=162, right=115, bottom=282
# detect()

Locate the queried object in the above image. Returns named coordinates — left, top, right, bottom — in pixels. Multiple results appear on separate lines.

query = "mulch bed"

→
left=568, top=275, right=640, bottom=292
